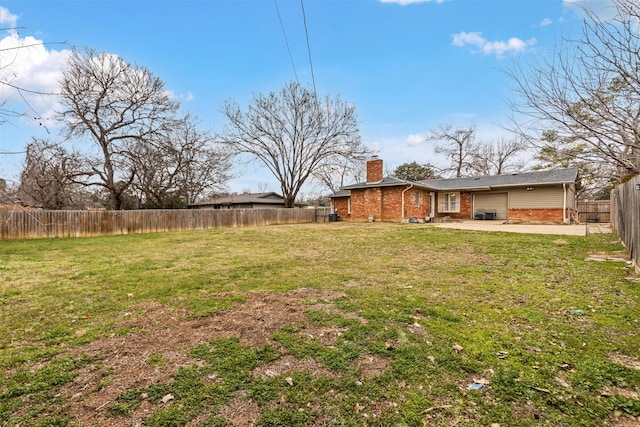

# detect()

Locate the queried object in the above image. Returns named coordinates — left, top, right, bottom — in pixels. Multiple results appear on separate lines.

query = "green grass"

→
left=0, top=223, right=639, bottom=426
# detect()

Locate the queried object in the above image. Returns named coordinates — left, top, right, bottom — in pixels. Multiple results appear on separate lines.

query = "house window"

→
left=439, top=192, right=460, bottom=213
left=414, top=191, right=420, bottom=207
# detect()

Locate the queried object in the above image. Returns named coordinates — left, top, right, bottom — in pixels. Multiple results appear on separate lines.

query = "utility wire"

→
left=274, top=0, right=299, bottom=83
left=300, top=0, right=319, bottom=108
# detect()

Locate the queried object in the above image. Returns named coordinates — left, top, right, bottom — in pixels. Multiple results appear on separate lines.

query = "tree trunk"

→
left=283, top=196, right=295, bottom=208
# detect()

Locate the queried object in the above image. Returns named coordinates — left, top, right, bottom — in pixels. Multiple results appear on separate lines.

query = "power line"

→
left=273, top=0, right=299, bottom=83
left=300, top=0, right=318, bottom=105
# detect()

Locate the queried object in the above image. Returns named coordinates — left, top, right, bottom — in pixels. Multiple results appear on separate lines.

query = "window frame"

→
left=438, top=192, right=460, bottom=213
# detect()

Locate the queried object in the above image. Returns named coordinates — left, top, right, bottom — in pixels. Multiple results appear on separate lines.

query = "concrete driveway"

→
left=430, top=221, right=612, bottom=236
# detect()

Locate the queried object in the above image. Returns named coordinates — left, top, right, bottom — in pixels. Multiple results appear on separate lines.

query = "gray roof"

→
left=333, top=168, right=579, bottom=195
left=340, top=176, right=432, bottom=191
left=329, top=189, right=351, bottom=198
left=417, top=168, right=579, bottom=191
left=191, top=192, right=285, bottom=206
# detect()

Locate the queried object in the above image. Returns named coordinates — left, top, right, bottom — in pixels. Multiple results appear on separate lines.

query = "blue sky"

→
left=0, top=0, right=610, bottom=195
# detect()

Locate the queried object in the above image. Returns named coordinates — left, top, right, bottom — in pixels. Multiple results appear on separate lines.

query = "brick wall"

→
left=338, top=189, right=576, bottom=224
left=366, top=158, right=383, bottom=182
left=509, top=208, right=573, bottom=224
left=332, top=197, right=350, bottom=219
left=381, top=187, right=402, bottom=220
left=348, top=189, right=367, bottom=220
left=435, top=192, right=472, bottom=220
left=345, top=186, right=431, bottom=221
left=397, top=188, right=430, bottom=220
left=363, top=188, right=383, bottom=219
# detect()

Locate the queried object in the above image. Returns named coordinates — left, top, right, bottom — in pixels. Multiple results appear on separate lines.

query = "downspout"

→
left=401, top=184, right=414, bottom=221
left=563, top=183, right=567, bottom=224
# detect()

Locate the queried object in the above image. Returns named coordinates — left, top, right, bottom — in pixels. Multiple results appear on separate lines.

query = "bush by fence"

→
left=0, top=208, right=331, bottom=240
left=611, top=175, right=640, bottom=273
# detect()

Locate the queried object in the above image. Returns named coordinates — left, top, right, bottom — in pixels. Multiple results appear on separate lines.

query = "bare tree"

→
left=532, top=130, right=607, bottom=196
left=312, top=156, right=371, bottom=193
left=219, top=81, right=367, bottom=207
left=507, top=0, right=640, bottom=183
left=469, top=138, right=527, bottom=176
left=59, top=48, right=179, bottom=209
left=131, top=115, right=232, bottom=208
left=427, top=123, right=479, bottom=178
left=15, top=138, right=86, bottom=209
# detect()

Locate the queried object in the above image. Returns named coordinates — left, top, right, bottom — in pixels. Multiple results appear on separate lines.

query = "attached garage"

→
left=473, top=192, right=508, bottom=220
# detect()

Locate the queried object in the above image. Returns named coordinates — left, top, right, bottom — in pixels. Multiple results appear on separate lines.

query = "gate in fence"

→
left=577, top=199, right=610, bottom=223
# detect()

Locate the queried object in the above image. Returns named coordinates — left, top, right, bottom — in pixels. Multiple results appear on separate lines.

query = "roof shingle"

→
left=333, top=168, right=579, bottom=195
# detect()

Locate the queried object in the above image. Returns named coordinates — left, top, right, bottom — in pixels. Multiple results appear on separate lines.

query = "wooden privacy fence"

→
left=611, top=175, right=640, bottom=273
left=577, top=199, right=610, bottom=223
left=0, top=208, right=329, bottom=240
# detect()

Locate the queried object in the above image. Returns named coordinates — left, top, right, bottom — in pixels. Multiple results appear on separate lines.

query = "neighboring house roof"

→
left=417, top=168, right=579, bottom=191
left=190, top=192, right=285, bottom=207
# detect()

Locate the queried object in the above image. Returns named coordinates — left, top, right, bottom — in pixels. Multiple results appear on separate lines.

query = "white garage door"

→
left=473, top=192, right=508, bottom=220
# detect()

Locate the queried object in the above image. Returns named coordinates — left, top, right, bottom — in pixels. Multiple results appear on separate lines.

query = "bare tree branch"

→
left=469, top=138, right=527, bottom=176
left=427, top=123, right=479, bottom=178
left=219, top=81, right=367, bottom=206
left=16, top=138, right=88, bottom=209
left=59, top=48, right=180, bottom=209
left=507, top=0, right=640, bottom=185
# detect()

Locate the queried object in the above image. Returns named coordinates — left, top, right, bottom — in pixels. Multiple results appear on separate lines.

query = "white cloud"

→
left=540, top=18, right=553, bottom=27
left=166, top=90, right=195, bottom=103
left=451, top=32, right=485, bottom=47
left=380, top=0, right=444, bottom=5
left=0, top=8, right=71, bottom=127
left=181, top=91, right=194, bottom=102
left=406, top=133, right=427, bottom=146
left=0, top=6, right=18, bottom=29
left=452, top=31, right=536, bottom=57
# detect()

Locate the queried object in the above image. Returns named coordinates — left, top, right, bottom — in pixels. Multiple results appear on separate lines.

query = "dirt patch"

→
left=602, top=387, right=640, bottom=400
left=304, top=324, right=349, bottom=346
left=215, top=395, right=262, bottom=427
left=253, top=354, right=338, bottom=380
left=511, top=400, right=542, bottom=423
left=354, top=355, right=390, bottom=379
left=56, top=288, right=346, bottom=426
left=407, top=319, right=432, bottom=340
left=609, top=353, right=640, bottom=371
left=607, top=415, right=640, bottom=427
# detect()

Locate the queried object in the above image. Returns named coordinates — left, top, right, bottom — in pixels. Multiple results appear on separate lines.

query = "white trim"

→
left=438, top=192, right=460, bottom=213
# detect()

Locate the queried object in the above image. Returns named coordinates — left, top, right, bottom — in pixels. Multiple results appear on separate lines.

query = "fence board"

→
left=611, top=176, right=640, bottom=273
left=577, top=200, right=610, bottom=223
left=0, top=208, right=328, bottom=240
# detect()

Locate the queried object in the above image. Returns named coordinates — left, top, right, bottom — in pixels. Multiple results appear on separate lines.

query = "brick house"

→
left=330, top=158, right=579, bottom=224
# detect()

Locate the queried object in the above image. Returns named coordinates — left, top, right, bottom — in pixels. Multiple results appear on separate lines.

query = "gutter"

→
left=563, top=183, right=567, bottom=224
left=401, top=184, right=414, bottom=221
left=488, top=180, right=574, bottom=190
